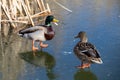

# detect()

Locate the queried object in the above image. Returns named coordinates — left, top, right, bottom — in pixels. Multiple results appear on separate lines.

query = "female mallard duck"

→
left=74, top=31, right=103, bottom=69
left=19, top=15, right=59, bottom=51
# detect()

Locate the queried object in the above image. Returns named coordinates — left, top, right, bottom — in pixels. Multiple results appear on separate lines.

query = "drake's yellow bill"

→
left=53, top=18, right=59, bottom=22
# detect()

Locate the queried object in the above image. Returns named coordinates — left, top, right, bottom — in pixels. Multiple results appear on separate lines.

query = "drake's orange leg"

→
left=32, top=40, right=38, bottom=51
left=39, top=41, right=48, bottom=48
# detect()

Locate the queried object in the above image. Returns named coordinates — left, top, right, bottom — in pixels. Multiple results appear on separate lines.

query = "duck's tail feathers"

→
left=17, top=32, right=24, bottom=37
left=91, top=58, right=103, bottom=64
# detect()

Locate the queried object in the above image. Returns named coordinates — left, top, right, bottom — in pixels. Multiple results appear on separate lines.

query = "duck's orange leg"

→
left=32, top=40, right=38, bottom=51
left=81, top=63, right=91, bottom=68
left=76, top=62, right=91, bottom=69
left=39, top=41, right=48, bottom=48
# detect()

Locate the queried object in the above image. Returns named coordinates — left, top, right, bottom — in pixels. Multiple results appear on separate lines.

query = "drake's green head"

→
left=45, top=15, right=59, bottom=26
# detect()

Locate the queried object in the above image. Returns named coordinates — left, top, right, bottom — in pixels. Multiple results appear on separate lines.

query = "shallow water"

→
left=0, top=0, right=120, bottom=80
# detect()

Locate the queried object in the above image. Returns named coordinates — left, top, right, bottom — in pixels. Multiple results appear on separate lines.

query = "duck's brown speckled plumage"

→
left=74, top=42, right=101, bottom=63
left=74, top=31, right=103, bottom=67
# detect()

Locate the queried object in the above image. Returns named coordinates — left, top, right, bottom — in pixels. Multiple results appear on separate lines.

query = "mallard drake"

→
left=74, top=31, right=103, bottom=69
left=19, top=15, right=59, bottom=51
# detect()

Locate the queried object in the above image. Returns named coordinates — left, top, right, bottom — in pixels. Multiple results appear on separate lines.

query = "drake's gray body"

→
left=19, top=25, right=55, bottom=41
left=19, top=26, right=47, bottom=41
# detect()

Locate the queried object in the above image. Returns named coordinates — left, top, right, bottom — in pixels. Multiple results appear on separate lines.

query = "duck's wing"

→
left=19, top=26, right=46, bottom=34
left=74, top=42, right=103, bottom=64
left=76, top=42, right=101, bottom=58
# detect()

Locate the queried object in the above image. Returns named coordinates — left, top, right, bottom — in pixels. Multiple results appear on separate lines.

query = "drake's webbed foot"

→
left=32, top=46, right=38, bottom=52
left=40, top=42, right=48, bottom=48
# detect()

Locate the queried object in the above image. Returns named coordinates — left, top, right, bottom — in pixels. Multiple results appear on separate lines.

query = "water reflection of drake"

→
left=74, top=69, right=98, bottom=80
left=19, top=51, right=56, bottom=80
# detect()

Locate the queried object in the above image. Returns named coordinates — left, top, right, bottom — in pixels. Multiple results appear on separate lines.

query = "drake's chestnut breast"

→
left=44, top=32, right=55, bottom=40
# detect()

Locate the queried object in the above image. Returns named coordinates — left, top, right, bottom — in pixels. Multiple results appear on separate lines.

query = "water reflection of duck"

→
left=74, top=69, right=98, bottom=80
left=19, top=51, right=56, bottom=80
left=74, top=31, right=103, bottom=69
left=19, top=51, right=56, bottom=70
left=18, top=15, right=59, bottom=51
